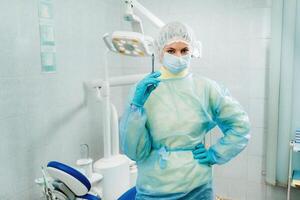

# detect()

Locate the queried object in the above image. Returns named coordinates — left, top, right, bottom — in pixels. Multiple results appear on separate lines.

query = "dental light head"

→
left=103, top=31, right=154, bottom=57
left=102, top=0, right=165, bottom=57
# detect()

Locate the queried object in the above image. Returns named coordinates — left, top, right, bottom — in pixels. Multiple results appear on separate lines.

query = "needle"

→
left=151, top=53, right=154, bottom=73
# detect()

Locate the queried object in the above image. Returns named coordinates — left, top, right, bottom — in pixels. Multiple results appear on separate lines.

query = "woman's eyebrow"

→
left=181, top=47, right=189, bottom=50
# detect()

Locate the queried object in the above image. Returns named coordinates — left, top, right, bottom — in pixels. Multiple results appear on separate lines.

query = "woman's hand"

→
left=192, top=143, right=216, bottom=166
left=131, top=71, right=161, bottom=107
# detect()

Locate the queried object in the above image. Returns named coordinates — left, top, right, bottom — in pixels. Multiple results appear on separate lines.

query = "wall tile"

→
left=249, top=8, right=271, bottom=38
left=248, top=98, right=267, bottom=128
left=247, top=155, right=265, bottom=183
left=0, top=78, right=25, bottom=119
left=248, top=127, right=267, bottom=157
left=248, top=39, right=270, bottom=68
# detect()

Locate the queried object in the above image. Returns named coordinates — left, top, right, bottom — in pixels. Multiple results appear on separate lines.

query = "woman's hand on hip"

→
left=193, top=143, right=216, bottom=166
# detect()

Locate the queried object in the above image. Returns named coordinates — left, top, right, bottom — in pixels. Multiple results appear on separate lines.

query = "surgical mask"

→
left=162, top=53, right=191, bottom=74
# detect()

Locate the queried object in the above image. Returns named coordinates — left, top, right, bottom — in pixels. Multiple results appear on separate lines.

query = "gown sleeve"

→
left=119, top=85, right=152, bottom=162
left=206, top=79, right=251, bottom=164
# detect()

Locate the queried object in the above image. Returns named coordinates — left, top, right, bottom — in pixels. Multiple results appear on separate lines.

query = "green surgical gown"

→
left=119, top=72, right=250, bottom=197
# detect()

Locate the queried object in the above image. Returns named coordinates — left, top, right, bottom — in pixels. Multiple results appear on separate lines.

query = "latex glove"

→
left=192, top=143, right=216, bottom=166
left=131, top=71, right=161, bottom=107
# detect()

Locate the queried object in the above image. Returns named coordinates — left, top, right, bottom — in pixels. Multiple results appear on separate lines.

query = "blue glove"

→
left=131, top=71, right=161, bottom=107
left=192, top=143, right=216, bottom=166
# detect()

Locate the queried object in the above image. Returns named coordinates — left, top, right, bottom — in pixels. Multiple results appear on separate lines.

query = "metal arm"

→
left=123, top=0, right=165, bottom=32
left=132, top=0, right=165, bottom=28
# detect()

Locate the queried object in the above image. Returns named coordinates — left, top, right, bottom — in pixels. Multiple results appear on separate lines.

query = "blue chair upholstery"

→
left=118, top=186, right=137, bottom=200
left=47, top=161, right=101, bottom=200
left=48, top=161, right=91, bottom=191
left=79, top=193, right=101, bottom=200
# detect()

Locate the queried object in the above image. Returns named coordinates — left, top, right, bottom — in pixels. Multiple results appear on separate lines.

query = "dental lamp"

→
left=102, top=0, right=165, bottom=57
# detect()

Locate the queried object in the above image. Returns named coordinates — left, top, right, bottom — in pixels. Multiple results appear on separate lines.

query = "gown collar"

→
left=158, top=66, right=191, bottom=81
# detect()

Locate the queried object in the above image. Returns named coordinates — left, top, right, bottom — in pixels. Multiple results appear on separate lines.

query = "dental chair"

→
left=47, top=161, right=101, bottom=200
left=46, top=161, right=136, bottom=200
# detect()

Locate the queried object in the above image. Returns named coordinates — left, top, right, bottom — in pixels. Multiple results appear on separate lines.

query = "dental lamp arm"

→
left=124, top=0, right=165, bottom=30
left=124, top=3, right=144, bottom=33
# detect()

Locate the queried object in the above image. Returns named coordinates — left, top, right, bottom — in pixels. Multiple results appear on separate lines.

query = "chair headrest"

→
left=47, top=161, right=91, bottom=196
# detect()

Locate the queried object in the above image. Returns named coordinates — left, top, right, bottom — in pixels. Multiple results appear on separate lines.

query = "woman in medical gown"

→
left=119, top=21, right=251, bottom=200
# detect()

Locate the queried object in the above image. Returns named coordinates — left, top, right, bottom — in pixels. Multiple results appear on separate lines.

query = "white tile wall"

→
left=0, top=0, right=123, bottom=199
left=247, top=127, right=266, bottom=157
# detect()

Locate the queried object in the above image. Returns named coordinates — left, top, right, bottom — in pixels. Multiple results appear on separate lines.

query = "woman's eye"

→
left=181, top=49, right=189, bottom=54
left=167, top=49, right=175, bottom=54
